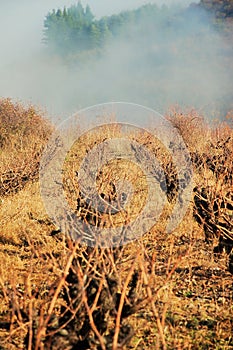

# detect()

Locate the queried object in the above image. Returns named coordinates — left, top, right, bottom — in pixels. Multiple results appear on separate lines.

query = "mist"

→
left=0, top=0, right=232, bottom=121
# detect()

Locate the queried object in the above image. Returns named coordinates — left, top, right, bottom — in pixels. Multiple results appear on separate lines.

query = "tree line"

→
left=43, top=2, right=168, bottom=55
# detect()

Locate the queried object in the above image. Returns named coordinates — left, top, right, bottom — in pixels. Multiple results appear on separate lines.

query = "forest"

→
left=43, top=1, right=233, bottom=61
left=43, top=2, right=179, bottom=55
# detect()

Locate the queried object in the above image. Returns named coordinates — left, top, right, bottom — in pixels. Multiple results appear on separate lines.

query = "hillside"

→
left=199, top=0, right=233, bottom=19
left=43, top=0, right=233, bottom=57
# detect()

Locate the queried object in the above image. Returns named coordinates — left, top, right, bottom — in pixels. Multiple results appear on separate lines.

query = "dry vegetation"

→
left=0, top=99, right=233, bottom=350
left=0, top=98, right=52, bottom=196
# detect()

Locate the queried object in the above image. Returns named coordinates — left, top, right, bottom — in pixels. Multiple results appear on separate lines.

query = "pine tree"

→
left=85, top=5, right=94, bottom=24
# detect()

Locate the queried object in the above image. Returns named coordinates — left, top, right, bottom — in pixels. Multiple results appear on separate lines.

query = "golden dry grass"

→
left=0, top=100, right=233, bottom=349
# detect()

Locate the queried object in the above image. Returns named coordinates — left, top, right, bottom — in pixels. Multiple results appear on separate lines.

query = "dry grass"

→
left=0, top=101, right=233, bottom=349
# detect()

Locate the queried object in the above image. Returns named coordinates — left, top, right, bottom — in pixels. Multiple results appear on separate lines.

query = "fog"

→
left=0, top=0, right=232, bottom=120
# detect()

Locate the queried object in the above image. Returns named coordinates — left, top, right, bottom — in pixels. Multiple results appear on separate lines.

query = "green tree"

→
left=89, top=23, right=101, bottom=48
left=99, top=18, right=112, bottom=45
left=43, top=2, right=169, bottom=57
left=85, top=4, right=94, bottom=24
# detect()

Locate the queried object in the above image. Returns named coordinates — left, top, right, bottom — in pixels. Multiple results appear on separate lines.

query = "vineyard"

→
left=0, top=99, right=232, bottom=349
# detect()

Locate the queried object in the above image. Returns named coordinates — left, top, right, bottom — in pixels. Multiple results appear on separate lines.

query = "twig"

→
left=77, top=262, right=107, bottom=350
left=138, top=254, right=167, bottom=350
left=112, top=257, right=137, bottom=350
left=35, top=241, right=79, bottom=350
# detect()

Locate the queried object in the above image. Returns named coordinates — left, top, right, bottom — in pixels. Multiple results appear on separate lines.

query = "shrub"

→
left=0, top=98, right=52, bottom=196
